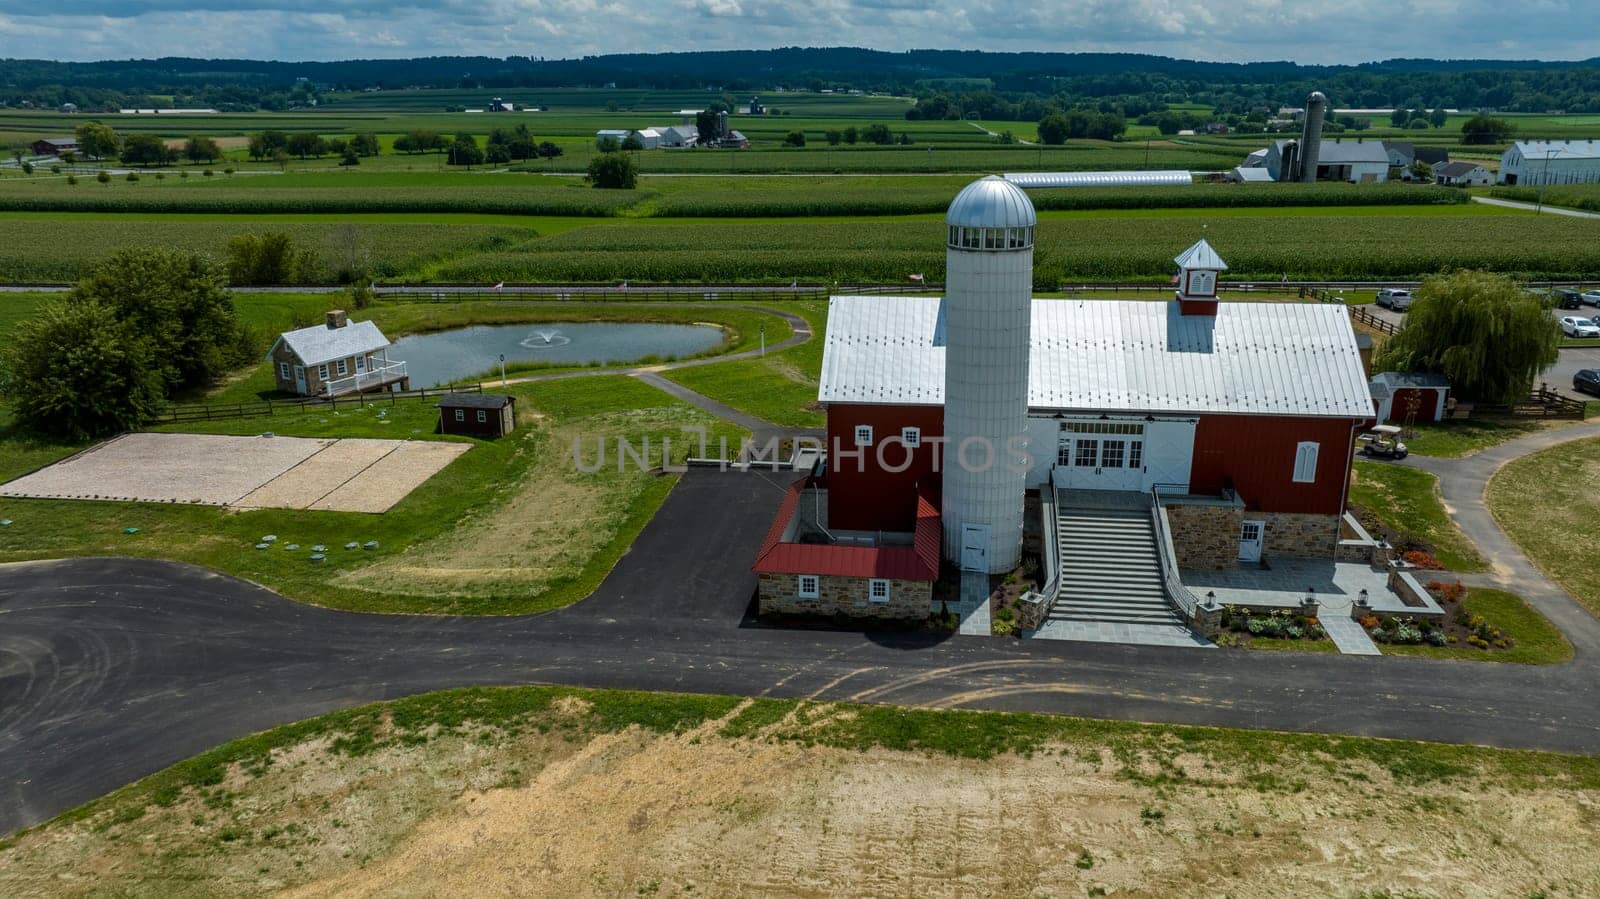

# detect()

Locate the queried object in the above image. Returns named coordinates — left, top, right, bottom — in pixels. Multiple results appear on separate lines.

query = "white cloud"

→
left=0, top=0, right=1596, bottom=62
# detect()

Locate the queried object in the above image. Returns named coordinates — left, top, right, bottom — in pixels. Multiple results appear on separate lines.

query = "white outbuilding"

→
left=1499, top=140, right=1600, bottom=186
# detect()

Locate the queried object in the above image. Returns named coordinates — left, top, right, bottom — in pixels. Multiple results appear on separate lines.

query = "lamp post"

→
left=499, top=353, right=506, bottom=386
left=759, top=324, right=765, bottom=357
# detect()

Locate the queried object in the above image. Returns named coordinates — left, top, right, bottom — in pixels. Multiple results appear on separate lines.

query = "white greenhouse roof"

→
left=1003, top=170, right=1193, bottom=188
left=269, top=320, right=391, bottom=367
left=818, top=296, right=1373, bottom=419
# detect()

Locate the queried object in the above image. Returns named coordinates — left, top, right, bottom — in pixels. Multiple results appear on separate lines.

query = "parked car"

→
left=1552, top=288, right=1583, bottom=309
left=1582, top=289, right=1600, bottom=307
left=1375, top=288, right=1413, bottom=311
left=1560, top=316, right=1600, bottom=338
left=1575, top=369, right=1600, bottom=397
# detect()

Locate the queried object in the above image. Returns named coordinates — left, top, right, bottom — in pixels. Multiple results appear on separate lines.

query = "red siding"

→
left=1190, top=414, right=1365, bottom=515
left=1390, top=387, right=1445, bottom=423
left=825, top=403, right=944, bottom=531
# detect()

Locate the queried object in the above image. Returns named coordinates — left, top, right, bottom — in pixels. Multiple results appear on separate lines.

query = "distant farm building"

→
left=1262, top=138, right=1388, bottom=183
left=30, top=137, right=78, bottom=156
left=1382, top=141, right=1450, bottom=173
left=1434, top=161, right=1493, bottom=187
left=1499, top=140, right=1600, bottom=185
left=1370, top=372, right=1451, bottom=424
left=487, top=97, right=515, bottom=112
left=267, top=311, right=408, bottom=397
left=438, top=394, right=516, bottom=438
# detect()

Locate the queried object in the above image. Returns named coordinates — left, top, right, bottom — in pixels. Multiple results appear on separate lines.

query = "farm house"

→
left=1499, top=140, right=1600, bottom=185
left=755, top=177, right=1377, bottom=629
left=267, top=310, right=408, bottom=397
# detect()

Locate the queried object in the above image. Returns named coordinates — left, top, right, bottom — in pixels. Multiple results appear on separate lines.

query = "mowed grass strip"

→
left=1488, top=435, right=1600, bottom=616
left=1349, top=460, right=1486, bottom=572
left=0, top=375, right=742, bottom=614
left=662, top=300, right=827, bottom=428
left=1400, top=417, right=1577, bottom=458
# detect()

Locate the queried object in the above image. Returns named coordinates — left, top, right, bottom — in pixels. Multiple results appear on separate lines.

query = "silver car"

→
left=1376, top=288, right=1413, bottom=311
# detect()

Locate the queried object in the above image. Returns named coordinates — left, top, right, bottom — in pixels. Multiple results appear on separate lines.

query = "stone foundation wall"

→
left=1262, top=512, right=1342, bottom=560
left=759, top=572, right=932, bottom=620
left=1165, top=503, right=1243, bottom=570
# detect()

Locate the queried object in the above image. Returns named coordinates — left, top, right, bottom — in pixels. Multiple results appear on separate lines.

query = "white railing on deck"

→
left=324, top=359, right=407, bottom=397
left=1148, top=484, right=1203, bottom=621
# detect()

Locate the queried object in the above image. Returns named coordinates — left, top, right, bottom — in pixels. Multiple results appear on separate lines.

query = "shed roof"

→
left=268, top=320, right=390, bottom=367
left=1230, top=166, right=1274, bottom=181
left=818, top=295, right=1373, bottom=419
left=439, top=393, right=514, bottom=409
left=752, top=478, right=940, bottom=580
left=1372, top=371, right=1450, bottom=389
left=1436, top=160, right=1485, bottom=177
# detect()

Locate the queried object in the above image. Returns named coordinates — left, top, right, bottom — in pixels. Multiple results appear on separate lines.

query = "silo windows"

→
left=854, top=424, right=874, bottom=446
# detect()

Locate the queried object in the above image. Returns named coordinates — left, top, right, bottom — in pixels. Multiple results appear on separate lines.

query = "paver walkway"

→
left=956, top=569, right=991, bottom=635
left=1320, top=613, right=1382, bottom=655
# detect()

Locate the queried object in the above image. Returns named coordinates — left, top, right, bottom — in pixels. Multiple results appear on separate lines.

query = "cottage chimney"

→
left=1172, top=238, right=1228, bottom=317
left=326, top=309, right=348, bottom=329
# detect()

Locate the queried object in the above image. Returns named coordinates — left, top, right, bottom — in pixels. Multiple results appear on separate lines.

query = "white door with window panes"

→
left=1238, top=520, right=1264, bottom=562
left=1056, top=421, right=1146, bottom=491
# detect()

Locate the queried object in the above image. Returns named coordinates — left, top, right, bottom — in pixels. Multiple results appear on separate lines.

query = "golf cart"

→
left=1357, top=424, right=1409, bottom=460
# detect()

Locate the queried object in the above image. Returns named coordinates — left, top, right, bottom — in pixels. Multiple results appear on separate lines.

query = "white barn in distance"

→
left=1499, top=140, right=1600, bottom=185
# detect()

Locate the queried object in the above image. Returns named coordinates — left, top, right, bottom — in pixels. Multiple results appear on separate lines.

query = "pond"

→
left=387, top=321, right=727, bottom=387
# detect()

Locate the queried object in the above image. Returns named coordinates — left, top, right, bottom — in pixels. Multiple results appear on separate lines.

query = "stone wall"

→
left=1262, top=512, right=1342, bottom=560
left=759, top=572, right=932, bottom=620
left=1164, top=502, right=1242, bottom=570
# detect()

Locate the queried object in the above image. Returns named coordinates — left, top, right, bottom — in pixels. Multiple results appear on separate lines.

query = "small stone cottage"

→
left=266, top=311, right=407, bottom=397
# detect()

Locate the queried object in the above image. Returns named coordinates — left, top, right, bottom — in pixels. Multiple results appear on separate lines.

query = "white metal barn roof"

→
left=1512, top=140, right=1600, bottom=161
left=1003, top=171, right=1193, bottom=188
left=269, top=320, right=391, bottom=367
left=946, top=175, right=1036, bottom=228
left=818, top=296, right=1373, bottom=419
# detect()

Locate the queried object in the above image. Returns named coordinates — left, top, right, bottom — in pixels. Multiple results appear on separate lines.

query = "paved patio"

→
left=1181, top=558, right=1442, bottom=619
left=1027, top=619, right=1215, bottom=648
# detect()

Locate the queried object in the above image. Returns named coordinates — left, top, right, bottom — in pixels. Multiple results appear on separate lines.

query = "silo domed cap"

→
left=946, top=175, right=1036, bottom=229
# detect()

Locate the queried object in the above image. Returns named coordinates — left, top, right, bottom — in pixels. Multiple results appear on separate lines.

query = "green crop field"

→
left=1490, top=183, right=1600, bottom=212
left=430, top=211, right=1600, bottom=284
left=0, top=219, right=530, bottom=282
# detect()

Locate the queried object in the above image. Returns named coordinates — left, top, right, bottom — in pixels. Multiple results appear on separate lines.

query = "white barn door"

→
left=1140, top=420, right=1196, bottom=492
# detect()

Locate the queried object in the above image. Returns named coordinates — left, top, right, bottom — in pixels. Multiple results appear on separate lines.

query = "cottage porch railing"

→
left=323, top=360, right=407, bottom=397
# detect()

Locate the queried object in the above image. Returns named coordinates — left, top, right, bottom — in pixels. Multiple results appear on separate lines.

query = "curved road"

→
left=5, top=430, right=1600, bottom=836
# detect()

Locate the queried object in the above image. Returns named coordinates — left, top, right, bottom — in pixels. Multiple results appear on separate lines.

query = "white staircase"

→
left=1049, top=500, right=1185, bottom=626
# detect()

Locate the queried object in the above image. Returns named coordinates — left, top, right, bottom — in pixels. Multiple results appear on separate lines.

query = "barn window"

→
left=798, top=575, right=819, bottom=599
left=336, top=359, right=348, bottom=376
left=901, top=426, right=921, bottom=447
left=278, top=362, right=290, bottom=381
left=476, top=410, right=487, bottom=423
left=1293, top=442, right=1320, bottom=483
left=854, top=425, right=873, bottom=447
left=455, top=410, right=465, bottom=422
left=868, top=579, right=891, bottom=603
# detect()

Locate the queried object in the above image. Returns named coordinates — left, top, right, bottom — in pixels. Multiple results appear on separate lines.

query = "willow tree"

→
left=1374, top=270, right=1560, bottom=403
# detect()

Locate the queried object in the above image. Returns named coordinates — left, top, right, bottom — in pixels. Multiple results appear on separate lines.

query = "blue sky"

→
left=1, top=1, right=1597, bottom=64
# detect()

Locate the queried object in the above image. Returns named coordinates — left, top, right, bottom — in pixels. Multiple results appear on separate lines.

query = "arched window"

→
left=1293, top=441, right=1320, bottom=483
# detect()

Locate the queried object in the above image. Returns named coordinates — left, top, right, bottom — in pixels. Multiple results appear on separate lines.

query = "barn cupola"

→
left=1173, top=238, right=1227, bottom=317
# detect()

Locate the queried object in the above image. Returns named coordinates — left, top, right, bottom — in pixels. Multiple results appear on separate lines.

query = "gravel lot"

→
left=0, top=433, right=467, bottom=513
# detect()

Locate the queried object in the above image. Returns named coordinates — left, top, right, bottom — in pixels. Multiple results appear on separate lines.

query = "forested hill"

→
left=3, top=48, right=1599, bottom=112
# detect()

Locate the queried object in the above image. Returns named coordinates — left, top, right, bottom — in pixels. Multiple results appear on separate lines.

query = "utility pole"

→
left=1537, top=148, right=1556, bottom=215
left=759, top=325, right=765, bottom=357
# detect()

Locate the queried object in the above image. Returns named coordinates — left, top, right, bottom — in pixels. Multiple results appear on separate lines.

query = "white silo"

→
left=941, top=175, right=1035, bottom=574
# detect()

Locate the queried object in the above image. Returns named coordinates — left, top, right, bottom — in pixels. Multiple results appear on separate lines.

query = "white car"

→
left=1583, top=290, right=1600, bottom=307
left=1560, top=316, right=1600, bottom=338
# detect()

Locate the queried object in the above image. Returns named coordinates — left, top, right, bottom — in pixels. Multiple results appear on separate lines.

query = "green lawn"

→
left=1378, top=588, right=1572, bottom=664
left=1399, top=416, right=1574, bottom=458
left=0, top=375, right=744, bottom=615
left=1348, top=460, right=1486, bottom=572
left=662, top=300, right=826, bottom=427
left=1488, top=435, right=1600, bottom=617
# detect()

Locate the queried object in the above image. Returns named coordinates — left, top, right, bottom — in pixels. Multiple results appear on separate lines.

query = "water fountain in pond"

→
left=518, top=329, right=572, bottom=349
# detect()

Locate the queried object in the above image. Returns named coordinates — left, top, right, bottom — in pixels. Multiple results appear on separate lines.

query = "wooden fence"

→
left=1349, top=304, right=1400, bottom=336
left=151, top=384, right=483, bottom=425
left=1468, top=384, right=1587, bottom=420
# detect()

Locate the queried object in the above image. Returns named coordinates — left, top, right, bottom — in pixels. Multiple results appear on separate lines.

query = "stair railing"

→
left=1147, top=484, right=1205, bottom=622
left=1018, top=466, right=1062, bottom=629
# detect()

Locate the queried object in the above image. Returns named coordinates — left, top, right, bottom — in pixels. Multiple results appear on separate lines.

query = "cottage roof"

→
left=439, top=393, right=513, bottom=409
left=269, top=319, right=390, bottom=367
left=1436, top=161, right=1484, bottom=177
left=818, top=295, right=1373, bottom=419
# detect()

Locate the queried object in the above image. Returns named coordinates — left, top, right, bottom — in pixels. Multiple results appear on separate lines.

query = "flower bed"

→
left=1213, top=606, right=1329, bottom=649
left=1361, top=580, right=1517, bottom=651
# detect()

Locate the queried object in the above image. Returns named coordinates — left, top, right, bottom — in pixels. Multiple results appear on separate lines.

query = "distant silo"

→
left=941, top=176, right=1035, bottom=574
left=1299, top=91, right=1327, bottom=183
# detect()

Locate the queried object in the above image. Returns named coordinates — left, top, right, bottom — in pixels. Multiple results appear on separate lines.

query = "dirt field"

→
left=0, top=433, right=467, bottom=513
left=3, top=693, right=1596, bottom=899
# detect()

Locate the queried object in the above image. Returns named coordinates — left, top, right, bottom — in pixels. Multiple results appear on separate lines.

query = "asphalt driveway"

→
left=6, top=451, right=1600, bottom=835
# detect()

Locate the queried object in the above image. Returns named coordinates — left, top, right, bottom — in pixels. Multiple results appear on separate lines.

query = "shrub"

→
left=95, top=171, right=110, bottom=185
left=1425, top=630, right=1448, bottom=646
left=1426, top=580, right=1465, bottom=602
left=1358, top=615, right=1380, bottom=631
left=125, top=172, right=139, bottom=182
left=0, top=299, right=166, bottom=439
left=585, top=152, right=638, bottom=190
left=225, top=232, right=318, bottom=285
left=1403, top=550, right=1443, bottom=570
